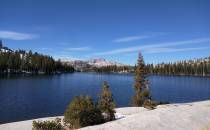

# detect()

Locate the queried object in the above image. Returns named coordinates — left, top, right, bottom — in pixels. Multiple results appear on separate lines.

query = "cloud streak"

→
left=112, top=35, right=150, bottom=43
left=112, top=33, right=165, bottom=43
left=0, top=31, right=38, bottom=40
left=36, top=48, right=52, bottom=51
left=65, top=47, right=91, bottom=51
left=144, top=47, right=210, bottom=54
left=93, top=38, right=210, bottom=56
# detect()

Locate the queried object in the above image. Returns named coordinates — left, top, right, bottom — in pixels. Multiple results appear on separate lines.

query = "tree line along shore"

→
left=1, top=41, right=210, bottom=76
left=88, top=57, right=210, bottom=77
left=0, top=41, right=74, bottom=74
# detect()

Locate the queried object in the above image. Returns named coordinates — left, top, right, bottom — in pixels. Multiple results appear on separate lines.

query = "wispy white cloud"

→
left=35, top=48, right=52, bottom=51
left=112, top=33, right=165, bottom=43
left=65, top=47, right=91, bottom=51
left=113, top=35, right=150, bottom=43
left=144, top=47, right=210, bottom=54
left=0, top=31, right=38, bottom=40
left=93, top=38, right=210, bottom=56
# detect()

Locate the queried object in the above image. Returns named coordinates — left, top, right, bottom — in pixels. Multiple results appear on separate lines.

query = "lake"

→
left=0, top=72, right=210, bottom=124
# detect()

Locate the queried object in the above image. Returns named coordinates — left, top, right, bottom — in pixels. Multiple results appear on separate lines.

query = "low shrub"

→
left=80, top=108, right=105, bottom=127
left=32, top=118, right=63, bottom=130
left=64, top=95, right=104, bottom=129
left=143, top=99, right=158, bottom=110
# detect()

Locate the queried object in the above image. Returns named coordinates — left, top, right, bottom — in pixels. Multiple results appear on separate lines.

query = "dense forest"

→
left=0, top=50, right=74, bottom=74
left=90, top=57, right=210, bottom=76
left=146, top=57, right=210, bottom=76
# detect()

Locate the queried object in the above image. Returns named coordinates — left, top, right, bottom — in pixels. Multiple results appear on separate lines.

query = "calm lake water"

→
left=0, top=72, right=210, bottom=124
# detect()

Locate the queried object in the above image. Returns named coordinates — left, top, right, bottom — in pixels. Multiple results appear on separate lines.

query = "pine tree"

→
left=97, top=82, right=116, bottom=121
left=132, top=52, right=151, bottom=107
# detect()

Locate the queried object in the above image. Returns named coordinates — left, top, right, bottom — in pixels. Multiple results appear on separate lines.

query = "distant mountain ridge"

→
left=61, top=58, right=125, bottom=68
left=88, top=58, right=124, bottom=67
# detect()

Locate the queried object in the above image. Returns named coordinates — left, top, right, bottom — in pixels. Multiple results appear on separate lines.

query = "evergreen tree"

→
left=132, top=52, right=151, bottom=107
left=97, top=81, right=116, bottom=121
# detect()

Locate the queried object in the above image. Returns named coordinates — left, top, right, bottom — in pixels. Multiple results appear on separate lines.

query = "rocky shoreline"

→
left=0, top=100, right=210, bottom=130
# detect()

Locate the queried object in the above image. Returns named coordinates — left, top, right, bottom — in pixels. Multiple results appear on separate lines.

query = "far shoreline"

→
left=75, top=71, right=210, bottom=77
left=1, top=71, right=210, bottom=78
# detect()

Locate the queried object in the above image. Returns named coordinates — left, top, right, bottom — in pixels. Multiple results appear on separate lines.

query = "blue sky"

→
left=0, top=0, right=210, bottom=65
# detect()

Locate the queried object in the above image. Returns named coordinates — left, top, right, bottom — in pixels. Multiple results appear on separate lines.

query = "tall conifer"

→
left=132, top=52, right=150, bottom=106
left=97, top=82, right=116, bottom=121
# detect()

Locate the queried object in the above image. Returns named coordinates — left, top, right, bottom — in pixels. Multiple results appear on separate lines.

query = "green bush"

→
left=32, top=118, right=63, bottom=130
left=64, top=95, right=104, bottom=129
